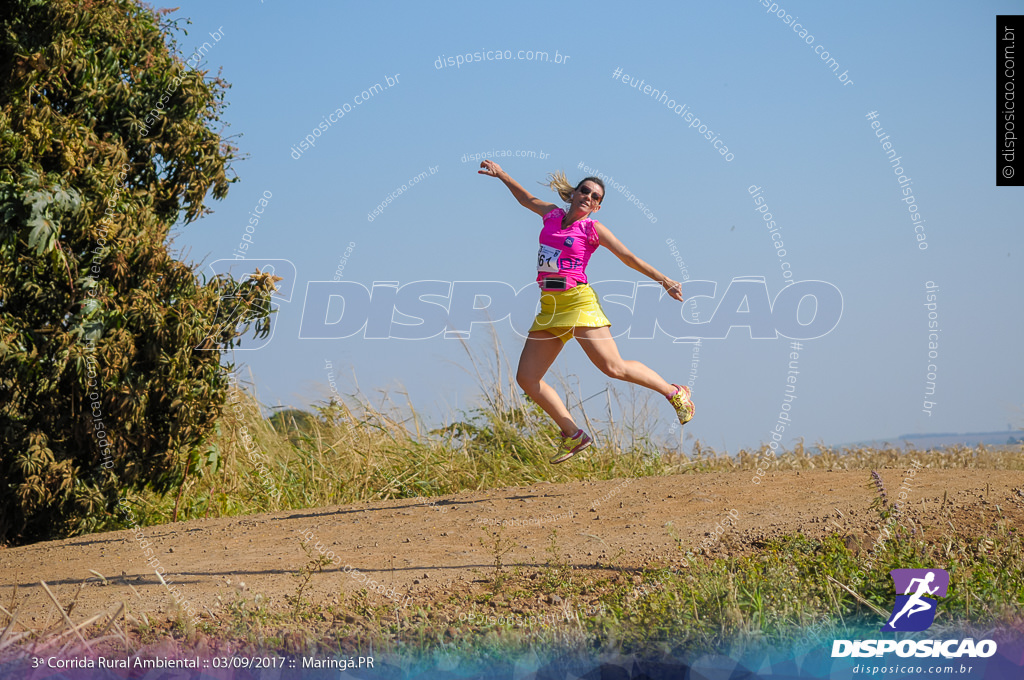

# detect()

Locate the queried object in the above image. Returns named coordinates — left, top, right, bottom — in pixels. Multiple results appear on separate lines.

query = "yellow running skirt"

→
left=529, top=284, right=611, bottom=344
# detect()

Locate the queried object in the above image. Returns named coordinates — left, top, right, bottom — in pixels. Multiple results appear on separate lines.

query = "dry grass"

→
left=109, top=366, right=1022, bottom=528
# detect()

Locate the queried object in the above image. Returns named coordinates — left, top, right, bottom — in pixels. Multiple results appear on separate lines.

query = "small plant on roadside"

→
left=288, top=539, right=334, bottom=616
left=479, top=525, right=517, bottom=589
left=869, top=470, right=890, bottom=518
left=539, top=529, right=577, bottom=594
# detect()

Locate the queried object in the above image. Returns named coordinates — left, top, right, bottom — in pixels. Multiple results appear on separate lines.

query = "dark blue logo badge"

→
left=563, top=237, right=575, bottom=247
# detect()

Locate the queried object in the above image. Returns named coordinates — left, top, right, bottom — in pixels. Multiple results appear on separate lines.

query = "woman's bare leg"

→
left=516, top=331, right=578, bottom=436
left=574, top=326, right=675, bottom=396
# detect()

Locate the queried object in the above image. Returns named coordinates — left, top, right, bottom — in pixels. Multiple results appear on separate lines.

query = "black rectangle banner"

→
left=997, top=15, right=1022, bottom=186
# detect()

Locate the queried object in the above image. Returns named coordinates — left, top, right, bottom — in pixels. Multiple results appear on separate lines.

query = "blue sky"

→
left=165, top=0, right=1023, bottom=453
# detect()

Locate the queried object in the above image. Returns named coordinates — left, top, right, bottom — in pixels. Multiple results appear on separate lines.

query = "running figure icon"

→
left=881, top=568, right=949, bottom=632
left=886, top=572, right=938, bottom=627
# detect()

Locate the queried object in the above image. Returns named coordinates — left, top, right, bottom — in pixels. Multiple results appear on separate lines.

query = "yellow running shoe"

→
left=668, top=385, right=695, bottom=426
left=551, top=429, right=592, bottom=464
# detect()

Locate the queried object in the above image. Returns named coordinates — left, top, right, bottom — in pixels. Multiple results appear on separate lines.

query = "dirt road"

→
left=3, top=468, right=1022, bottom=631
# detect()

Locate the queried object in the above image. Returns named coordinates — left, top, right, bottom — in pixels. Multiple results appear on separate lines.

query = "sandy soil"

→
left=2, top=468, right=1022, bottom=632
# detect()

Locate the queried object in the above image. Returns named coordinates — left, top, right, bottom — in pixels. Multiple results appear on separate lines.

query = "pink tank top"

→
left=536, top=208, right=600, bottom=288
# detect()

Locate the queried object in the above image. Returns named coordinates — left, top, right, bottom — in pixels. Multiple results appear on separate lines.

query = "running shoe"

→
left=551, top=429, right=592, bottom=464
left=668, top=385, right=695, bottom=426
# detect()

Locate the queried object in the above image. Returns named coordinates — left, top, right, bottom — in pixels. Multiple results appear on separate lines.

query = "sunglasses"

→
left=577, top=185, right=603, bottom=202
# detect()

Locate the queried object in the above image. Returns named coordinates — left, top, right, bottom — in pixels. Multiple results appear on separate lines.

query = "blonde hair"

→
left=543, top=172, right=605, bottom=205
left=544, top=171, right=575, bottom=203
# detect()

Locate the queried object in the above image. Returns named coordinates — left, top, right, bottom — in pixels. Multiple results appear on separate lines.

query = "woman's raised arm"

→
left=479, top=160, right=559, bottom=217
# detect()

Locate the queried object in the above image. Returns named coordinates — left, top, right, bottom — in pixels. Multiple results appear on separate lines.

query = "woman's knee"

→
left=516, top=370, right=539, bottom=392
left=598, top=360, right=628, bottom=381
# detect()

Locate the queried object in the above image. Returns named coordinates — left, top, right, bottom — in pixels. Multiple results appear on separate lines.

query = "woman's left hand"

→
left=662, top=278, right=684, bottom=302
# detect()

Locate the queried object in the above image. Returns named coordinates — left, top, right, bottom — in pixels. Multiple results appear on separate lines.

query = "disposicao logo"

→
left=831, top=568, right=998, bottom=659
left=882, top=568, right=949, bottom=632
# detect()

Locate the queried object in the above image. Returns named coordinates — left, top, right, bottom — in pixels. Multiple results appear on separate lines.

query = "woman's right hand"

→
left=480, top=160, right=558, bottom=217
left=478, top=160, right=505, bottom=179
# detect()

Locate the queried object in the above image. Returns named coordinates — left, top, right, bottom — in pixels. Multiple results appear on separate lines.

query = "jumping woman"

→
left=478, top=160, right=695, bottom=464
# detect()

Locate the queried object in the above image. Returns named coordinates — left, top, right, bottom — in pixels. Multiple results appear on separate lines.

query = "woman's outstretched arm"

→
left=479, top=160, right=559, bottom=217
left=593, top=221, right=684, bottom=302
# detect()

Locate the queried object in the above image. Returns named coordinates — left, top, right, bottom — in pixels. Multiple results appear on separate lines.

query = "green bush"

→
left=0, top=0, right=274, bottom=544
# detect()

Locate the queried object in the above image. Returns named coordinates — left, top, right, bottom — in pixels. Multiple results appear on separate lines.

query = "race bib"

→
left=537, top=244, right=561, bottom=273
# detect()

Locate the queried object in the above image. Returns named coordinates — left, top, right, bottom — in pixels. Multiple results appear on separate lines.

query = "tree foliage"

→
left=0, top=0, right=275, bottom=544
